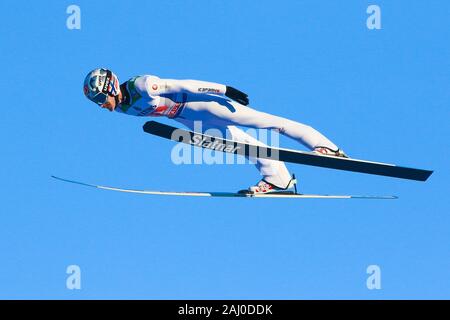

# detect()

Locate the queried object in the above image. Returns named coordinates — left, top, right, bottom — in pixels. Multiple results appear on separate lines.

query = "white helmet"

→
left=83, top=68, right=120, bottom=105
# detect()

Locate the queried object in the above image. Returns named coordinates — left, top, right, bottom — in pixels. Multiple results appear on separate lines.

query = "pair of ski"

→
left=53, top=121, right=433, bottom=200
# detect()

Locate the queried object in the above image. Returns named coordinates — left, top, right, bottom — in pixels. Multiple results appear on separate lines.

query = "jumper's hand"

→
left=225, top=86, right=249, bottom=106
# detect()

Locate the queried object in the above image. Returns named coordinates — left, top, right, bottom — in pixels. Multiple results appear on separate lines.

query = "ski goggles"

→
left=90, top=92, right=109, bottom=105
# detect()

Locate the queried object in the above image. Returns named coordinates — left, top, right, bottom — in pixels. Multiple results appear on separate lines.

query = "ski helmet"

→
left=83, top=68, right=120, bottom=105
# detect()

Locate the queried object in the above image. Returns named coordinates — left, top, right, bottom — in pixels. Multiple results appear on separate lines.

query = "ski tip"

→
left=51, top=175, right=97, bottom=189
left=143, top=120, right=163, bottom=133
left=51, top=175, right=71, bottom=182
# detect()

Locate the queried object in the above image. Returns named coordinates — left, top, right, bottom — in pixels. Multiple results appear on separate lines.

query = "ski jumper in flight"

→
left=83, top=68, right=347, bottom=194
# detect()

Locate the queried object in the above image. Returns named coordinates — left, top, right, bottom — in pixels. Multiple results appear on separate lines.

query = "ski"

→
left=51, top=176, right=397, bottom=199
left=143, top=121, right=433, bottom=182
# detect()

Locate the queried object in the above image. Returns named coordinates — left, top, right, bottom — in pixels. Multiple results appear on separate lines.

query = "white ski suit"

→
left=116, top=75, right=339, bottom=188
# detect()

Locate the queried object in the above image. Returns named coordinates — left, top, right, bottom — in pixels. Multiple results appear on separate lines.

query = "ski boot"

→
left=238, top=176, right=298, bottom=195
left=313, top=146, right=349, bottom=158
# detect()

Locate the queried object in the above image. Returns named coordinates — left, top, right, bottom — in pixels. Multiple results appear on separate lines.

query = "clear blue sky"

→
left=0, top=0, right=448, bottom=299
